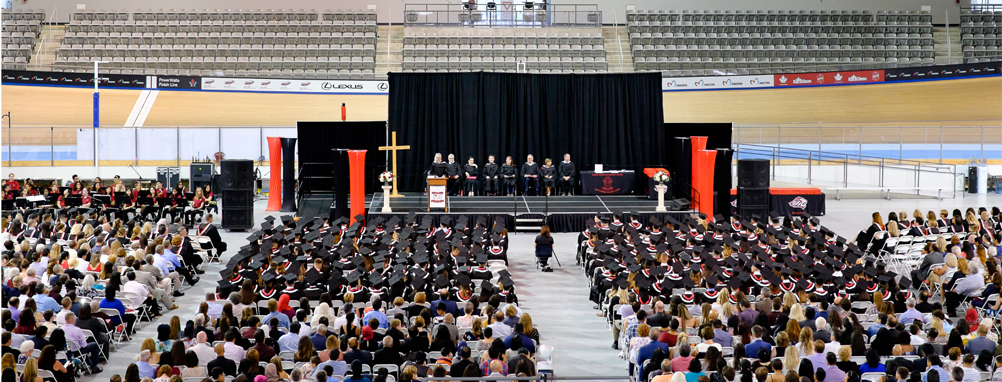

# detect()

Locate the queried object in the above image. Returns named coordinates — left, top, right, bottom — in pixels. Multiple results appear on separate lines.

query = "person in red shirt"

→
left=57, top=189, right=70, bottom=208
left=22, top=184, right=38, bottom=197
left=80, top=188, right=92, bottom=208
left=203, top=184, right=218, bottom=214
left=185, top=187, right=206, bottom=225
left=4, top=173, right=20, bottom=191
left=89, top=177, right=103, bottom=193
left=71, top=182, right=84, bottom=195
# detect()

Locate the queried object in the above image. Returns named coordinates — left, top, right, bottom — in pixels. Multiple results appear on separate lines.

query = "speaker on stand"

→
left=737, top=159, right=770, bottom=220
left=220, top=159, right=255, bottom=231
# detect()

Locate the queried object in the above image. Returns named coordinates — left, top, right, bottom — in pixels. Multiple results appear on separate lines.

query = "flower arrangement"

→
left=379, top=171, right=395, bottom=184
left=653, top=171, right=670, bottom=185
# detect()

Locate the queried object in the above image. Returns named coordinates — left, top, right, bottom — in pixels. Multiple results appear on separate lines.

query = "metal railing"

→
left=733, top=125, right=1002, bottom=163
left=403, top=3, right=601, bottom=28
left=734, top=143, right=961, bottom=198
left=0, top=125, right=296, bottom=166
left=2, top=125, right=996, bottom=166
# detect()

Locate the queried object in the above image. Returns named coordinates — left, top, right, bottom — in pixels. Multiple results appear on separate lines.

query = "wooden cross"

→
left=378, top=131, right=410, bottom=197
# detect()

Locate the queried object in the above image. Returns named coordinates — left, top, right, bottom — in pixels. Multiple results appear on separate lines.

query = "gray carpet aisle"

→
left=502, top=231, right=629, bottom=377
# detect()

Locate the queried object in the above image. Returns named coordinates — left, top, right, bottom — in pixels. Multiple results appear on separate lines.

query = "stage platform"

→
left=364, top=192, right=694, bottom=232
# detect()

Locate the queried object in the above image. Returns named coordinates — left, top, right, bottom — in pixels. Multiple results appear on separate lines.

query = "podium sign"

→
left=428, top=177, right=448, bottom=211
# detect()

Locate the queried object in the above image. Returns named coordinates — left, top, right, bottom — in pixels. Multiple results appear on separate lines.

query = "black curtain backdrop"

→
left=665, top=123, right=733, bottom=217
left=388, top=72, right=667, bottom=192
left=297, top=121, right=386, bottom=195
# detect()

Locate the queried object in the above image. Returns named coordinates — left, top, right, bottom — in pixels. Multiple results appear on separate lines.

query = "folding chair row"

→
left=66, top=20, right=378, bottom=34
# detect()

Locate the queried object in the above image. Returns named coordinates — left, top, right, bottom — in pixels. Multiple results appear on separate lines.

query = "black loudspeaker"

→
left=222, top=190, right=253, bottom=208
left=968, top=166, right=979, bottom=193
left=189, top=162, right=214, bottom=191
left=219, top=160, right=255, bottom=191
left=221, top=207, right=253, bottom=229
left=737, top=159, right=770, bottom=188
left=738, top=188, right=770, bottom=206
left=739, top=207, right=770, bottom=220
left=670, top=198, right=691, bottom=211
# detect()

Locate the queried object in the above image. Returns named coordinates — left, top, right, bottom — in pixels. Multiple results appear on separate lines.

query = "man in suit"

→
left=207, top=343, right=237, bottom=376
left=196, top=214, right=227, bottom=260
left=911, top=248, right=944, bottom=287
left=373, top=336, right=403, bottom=366
left=885, top=345, right=916, bottom=373
left=431, top=291, right=458, bottom=317
left=175, top=227, right=205, bottom=274
left=450, top=346, right=479, bottom=377
left=636, top=329, right=670, bottom=377
left=813, top=317, right=832, bottom=343
left=645, top=301, right=671, bottom=328
left=343, top=337, right=373, bottom=366
left=132, top=261, right=176, bottom=310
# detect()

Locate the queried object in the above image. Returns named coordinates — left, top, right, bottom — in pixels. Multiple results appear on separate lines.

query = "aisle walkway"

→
left=505, top=231, right=629, bottom=377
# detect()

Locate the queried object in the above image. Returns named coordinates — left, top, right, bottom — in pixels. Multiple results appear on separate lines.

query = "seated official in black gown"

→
left=462, top=157, right=479, bottom=196
left=446, top=154, right=462, bottom=196
left=482, top=155, right=499, bottom=196
left=558, top=153, right=576, bottom=196
left=500, top=156, right=517, bottom=196
left=521, top=154, right=540, bottom=195
left=541, top=158, right=557, bottom=196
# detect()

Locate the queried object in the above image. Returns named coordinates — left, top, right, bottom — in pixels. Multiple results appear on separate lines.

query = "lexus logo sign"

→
left=377, top=82, right=388, bottom=91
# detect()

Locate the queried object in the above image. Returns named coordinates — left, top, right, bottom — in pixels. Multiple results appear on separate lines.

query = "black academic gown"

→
left=462, top=164, right=479, bottom=195
left=482, top=163, right=499, bottom=194
left=540, top=165, right=557, bottom=189
left=500, top=164, right=517, bottom=194
left=446, top=161, right=462, bottom=195
left=558, top=160, right=576, bottom=195
left=521, top=162, right=540, bottom=194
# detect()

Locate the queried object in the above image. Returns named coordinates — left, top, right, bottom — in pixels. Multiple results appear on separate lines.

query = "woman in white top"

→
left=694, top=326, right=722, bottom=354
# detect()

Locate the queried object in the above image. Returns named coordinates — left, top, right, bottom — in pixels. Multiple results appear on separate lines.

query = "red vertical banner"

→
left=690, top=136, right=707, bottom=204
left=265, top=137, right=282, bottom=211
left=348, top=150, right=367, bottom=220
left=692, top=149, right=717, bottom=217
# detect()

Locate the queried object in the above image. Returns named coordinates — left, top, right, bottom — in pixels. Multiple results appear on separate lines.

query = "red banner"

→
left=348, top=150, right=367, bottom=220
left=773, top=70, right=884, bottom=87
left=265, top=137, right=282, bottom=211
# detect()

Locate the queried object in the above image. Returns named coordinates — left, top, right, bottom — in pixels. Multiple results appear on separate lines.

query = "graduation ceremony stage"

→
left=364, top=192, right=694, bottom=232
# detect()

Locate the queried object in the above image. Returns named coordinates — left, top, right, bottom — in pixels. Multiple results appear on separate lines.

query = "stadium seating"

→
left=1, top=9, right=46, bottom=70
left=626, top=9, right=936, bottom=75
left=401, top=30, right=608, bottom=73
left=960, top=9, right=1002, bottom=61
left=50, top=9, right=379, bottom=79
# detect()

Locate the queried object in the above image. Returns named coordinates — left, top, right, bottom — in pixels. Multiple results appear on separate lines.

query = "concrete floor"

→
left=80, top=191, right=1002, bottom=381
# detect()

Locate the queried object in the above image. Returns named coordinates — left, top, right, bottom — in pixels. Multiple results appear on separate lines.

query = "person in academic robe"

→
left=446, top=154, right=462, bottom=196
left=482, top=155, right=499, bottom=196
left=521, top=154, right=539, bottom=196
left=462, top=157, right=479, bottom=196
left=540, top=158, right=557, bottom=196
left=558, top=153, right=576, bottom=196
left=500, top=156, right=517, bottom=196
left=196, top=214, right=227, bottom=258
left=427, top=153, right=448, bottom=194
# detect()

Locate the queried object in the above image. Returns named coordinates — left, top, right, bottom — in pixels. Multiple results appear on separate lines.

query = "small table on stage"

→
left=428, top=177, right=449, bottom=211
left=729, top=187, right=826, bottom=216
left=581, top=170, right=635, bottom=195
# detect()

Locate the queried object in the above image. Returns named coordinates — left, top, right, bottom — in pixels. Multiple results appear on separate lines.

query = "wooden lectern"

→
left=427, top=177, right=449, bottom=212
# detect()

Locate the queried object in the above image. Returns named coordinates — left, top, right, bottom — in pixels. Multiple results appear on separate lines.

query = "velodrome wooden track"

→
left=2, top=75, right=999, bottom=129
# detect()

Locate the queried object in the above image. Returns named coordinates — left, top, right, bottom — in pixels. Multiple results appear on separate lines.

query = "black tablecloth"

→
left=728, top=191, right=826, bottom=216
left=581, top=171, right=635, bottom=195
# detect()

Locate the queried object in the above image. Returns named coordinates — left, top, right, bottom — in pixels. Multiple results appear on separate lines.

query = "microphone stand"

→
left=128, top=164, right=143, bottom=183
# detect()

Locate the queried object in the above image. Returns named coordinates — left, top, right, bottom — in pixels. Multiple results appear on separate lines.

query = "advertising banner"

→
left=0, top=70, right=148, bottom=88
left=200, top=77, right=389, bottom=94
left=773, top=70, right=884, bottom=87
left=884, top=61, right=1001, bottom=81
left=662, top=75, right=774, bottom=91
